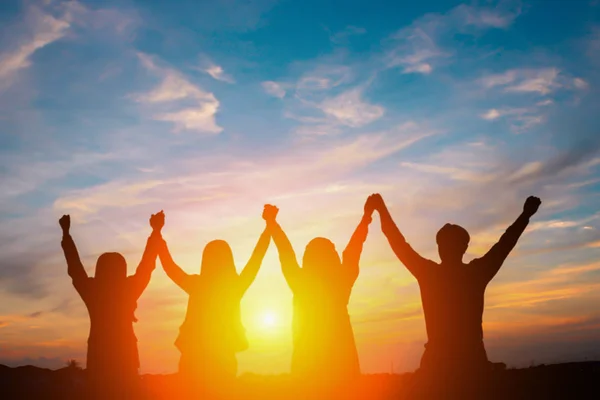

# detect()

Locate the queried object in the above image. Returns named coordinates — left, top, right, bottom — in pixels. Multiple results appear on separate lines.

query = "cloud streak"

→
left=134, top=53, right=222, bottom=134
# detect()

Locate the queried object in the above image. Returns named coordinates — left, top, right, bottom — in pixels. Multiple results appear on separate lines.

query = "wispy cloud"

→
left=201, top=63, right=235, bottom=83
left=479, top=68, right=568, bottom=95
left=261, top=81, right=286, bottom=98
left=318, top=88, right=384, bottom=128
left=0, top=6, right=70, bottom=90
left=134, top=53, right=222, bottom=134
left=329, top=25, right=366, bottom=44
left=480, top=106, right=546, bottom=133
left=384, top=2, right=521, bottom=74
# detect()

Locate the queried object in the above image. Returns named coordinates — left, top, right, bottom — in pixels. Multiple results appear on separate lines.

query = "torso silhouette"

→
left=176, top=276, right=247, bottom=355
left=61, top=234, right=157, bottom=378
left=75, top=278, right=140, bottom=373
left=270, top=218, right=370, bottom=383
left=381, top=211, right=532, bottom=367
left=289, top=267, right=359, bottom=380
left=418, top=261, right=490, bottom=348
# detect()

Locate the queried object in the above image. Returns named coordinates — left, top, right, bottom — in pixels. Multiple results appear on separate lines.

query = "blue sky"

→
left=1, top=0, right=600, bottom=374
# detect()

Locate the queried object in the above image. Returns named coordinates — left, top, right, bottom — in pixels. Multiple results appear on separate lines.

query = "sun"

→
left=261, top=311, right=277, bottom=328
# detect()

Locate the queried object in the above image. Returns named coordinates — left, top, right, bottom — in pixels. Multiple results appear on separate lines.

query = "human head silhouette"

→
left=201, top=239, right=237, bottom=279
left=436, top=223, right=470, bottom=264
left=302, top=237, right=341, bottom=276
left=95, top=252, right=127, bottom=283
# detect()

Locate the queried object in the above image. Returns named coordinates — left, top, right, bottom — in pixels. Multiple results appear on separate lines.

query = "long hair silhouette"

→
left=265, top=196, right=375, bottom=387
left=59, top=212, right=162, bottom=397
left=157, top=208, right=271, bottom=395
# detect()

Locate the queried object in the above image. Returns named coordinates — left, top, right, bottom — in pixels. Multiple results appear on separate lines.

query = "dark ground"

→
left=2, top=361, right=600, bottom=399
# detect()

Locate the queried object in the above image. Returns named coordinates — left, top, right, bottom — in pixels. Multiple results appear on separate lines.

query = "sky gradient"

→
left=1, top=0, right=600, bottom=375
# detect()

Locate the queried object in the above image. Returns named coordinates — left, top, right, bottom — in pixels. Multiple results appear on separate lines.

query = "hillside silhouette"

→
left=2, top=361, right=599, bottom=399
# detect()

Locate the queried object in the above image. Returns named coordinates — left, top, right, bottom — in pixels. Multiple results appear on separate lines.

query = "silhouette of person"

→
left=59, top=211, right=163, bottom=397
left=371, top=194, right=541, bottom=391
left=265, top=196, right=376, bottom=387
left=157, top=207, right=271, bottom=395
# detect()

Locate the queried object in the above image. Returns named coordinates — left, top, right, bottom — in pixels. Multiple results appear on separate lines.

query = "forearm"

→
left=135, top=231, right=161, bottom=276
left=344, top=213, right=371, bottom=258
left=61, top=233, right=87, bottom=280
left=500, top=212, right=530, bottom=246
left=267, top=221, right=296, bottom=258
left=266, top=220, right=300, bottom=280
left=158, top=240, right=188, bottom=285
left=240, top=228, right=270, bottom=287
left=379, top=206, right=406, bottom=244
left=248, top=228, right=270, bottom=266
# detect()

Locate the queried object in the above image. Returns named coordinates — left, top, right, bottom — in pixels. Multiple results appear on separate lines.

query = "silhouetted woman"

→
left=265, top=196, right=375, bottom=386
left=157, top=207, right=271, bottom=394
left=59, top=211, right=163, bottom=396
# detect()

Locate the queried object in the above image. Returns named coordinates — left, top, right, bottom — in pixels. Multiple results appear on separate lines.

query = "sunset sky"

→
left=1, top=0, right=600, bottom=375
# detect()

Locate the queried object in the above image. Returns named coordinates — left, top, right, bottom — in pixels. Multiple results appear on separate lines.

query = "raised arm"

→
left=477, top=196, right=541, bottom=282
left=59, top=215, right=90, bottom=298
left=155, top=213, right=192, bottom=292
left=341, top=195, right=375, bottom=283
left=373, top=194, right=431, bottom=279
left=264, top=205, right=301, bottom=292
left=129, top=211, right=164, bottom=299
left=239, top=215, right=271, bottom=293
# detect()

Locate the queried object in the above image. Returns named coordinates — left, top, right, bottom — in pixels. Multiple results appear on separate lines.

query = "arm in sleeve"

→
left=379, top=206, right=430, bottom=279
left=477, top=212, right=530, bottom=282
left=61, top=233, right=91, bottom=298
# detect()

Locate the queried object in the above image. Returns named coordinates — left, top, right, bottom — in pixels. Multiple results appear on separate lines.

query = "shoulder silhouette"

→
left=59, top=211, right=162, bottom=397
left=266, top=196, right=377, bottom=388
left=157, top=207, right=271, bottom=397
left=371, top=194, right=541, bottom=394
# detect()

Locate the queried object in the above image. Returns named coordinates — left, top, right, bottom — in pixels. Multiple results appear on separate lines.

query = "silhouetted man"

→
left=371, top=194, right=541, bottom=386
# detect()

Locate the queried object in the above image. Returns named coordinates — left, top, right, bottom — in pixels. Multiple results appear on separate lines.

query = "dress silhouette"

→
left=265, top=197, right=375, bottom=386
left=59, top=211, right=162, bottom=396
left=371, top=194, right=541, bottom=389
left=157, top=208, right=271, bottom=393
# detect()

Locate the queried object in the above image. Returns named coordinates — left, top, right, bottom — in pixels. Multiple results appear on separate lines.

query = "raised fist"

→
left=364, top=194, right=377, bottom=215
left=370, top=193, right=385, bottom=212
left=150, top=210, right=165, bottom=231
left=523, top=196, right=541, bottom=217
left=59, top=215, right=70, bottom=233
left=262, top=204, right=279, bottom=222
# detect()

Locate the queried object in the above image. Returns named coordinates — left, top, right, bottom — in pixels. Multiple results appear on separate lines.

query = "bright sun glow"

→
left=262, top=312, right=277, bottom=328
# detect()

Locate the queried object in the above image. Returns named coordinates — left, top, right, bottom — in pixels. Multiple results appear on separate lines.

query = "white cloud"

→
left=403, top=62, right=433, bottom=74
left=261, top=81, right=286, bottom=98
left=384, top=3, right=520, bottom=75
left=386, top=29, right=447, bottom=74
left=134, top=53, right=222, bottom=134
left=506, top=68, right=560, bottom=95
left=479, top=106, right=545, bottom=133
left=203, top=64, right=235, bottom=83
left=479, top=70, right=518, bottom=88
left=573, top=78, right=589, bottom=90
left=0, top=7, right=70, bottom=89
left=154, top=102, right=221, bottom=134
left=296, top=65, right=353, bottom=91
left=479, top=68, right=562, bottom=95
left=481, top=108, right=502, bottom=120
left=318, top=88, right=384, bottom=127
left=456, top=4, right=520, bottom=29
left=536, top=99, right=554, bottom=106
